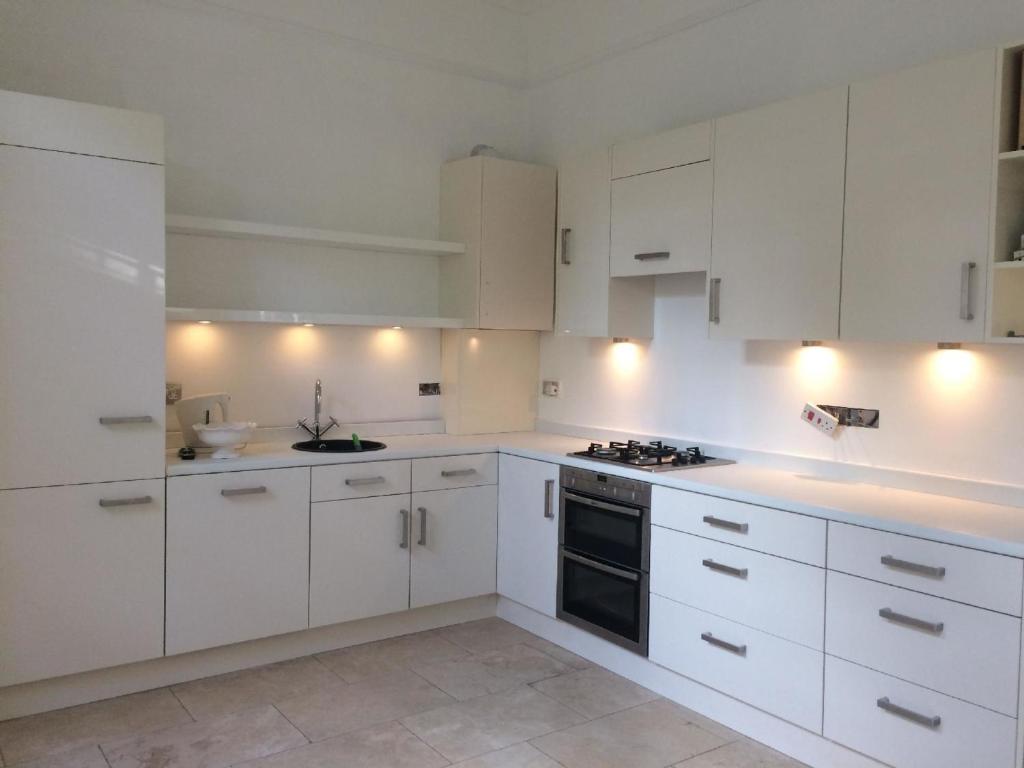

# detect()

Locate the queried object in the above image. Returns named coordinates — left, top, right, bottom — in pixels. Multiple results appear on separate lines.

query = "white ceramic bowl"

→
left=193, top=421, right=257, bottom=459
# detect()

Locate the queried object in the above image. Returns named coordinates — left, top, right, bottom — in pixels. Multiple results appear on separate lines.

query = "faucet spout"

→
left=298, top=379, right=338, bottom=440
left=315, top=379, right=322, bottom=425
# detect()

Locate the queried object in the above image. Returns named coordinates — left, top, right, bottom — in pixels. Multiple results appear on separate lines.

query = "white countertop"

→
left=168, top=431, right=1024, bottom=558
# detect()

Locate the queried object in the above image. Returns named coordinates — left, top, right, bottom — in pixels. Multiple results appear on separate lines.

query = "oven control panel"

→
left=561, top=466, right=651, bottom=506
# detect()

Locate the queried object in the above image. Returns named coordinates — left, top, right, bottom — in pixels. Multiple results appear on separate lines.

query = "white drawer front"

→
left=824, top=656, right=1017, bottom=768
left=652, top=526, right=824, bottom=649
left=311, top=460, right=411, bottom=501
left=412, top=453, right=497, bottom=491
left=650, top=595, right=823, bottom=732
left=828, top=522, right=1023, bottom=615
left=612, top=121, right=711, bottom=178
left=652, top=486, right=826, bottom=566
left=825, top=571, right=1020, bottom=716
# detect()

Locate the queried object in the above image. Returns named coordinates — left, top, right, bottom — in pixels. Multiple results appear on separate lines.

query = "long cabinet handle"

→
left=702, top=515, right=748, bottom=533
left=544, top=479, right=555, bottom=519
left=880, top=555, right=945, bottom=579
left=399, top=509, right=410, bottom=549
left=701, top=631, right=747, bottom=656
left=702, top=558, right=748, bottom=579
left=562, top=550, right=640, bottom=582
left=441, top=468, right=477, bottom=478
left=221, top=486, right=267, bottom=497
left=560, top=227, right=572, bottom=265
left=709, top=277, right=722, bottom=324
left=99, top=415, right=153, bottom=425
left=960, top=261, right=976, bottom=321
left=99, top=495, right=153, bottom=508
left=879, top=607, right=944, bottom=635
left=634, top=251, right=670, bottom=261
left=876, top=697, right=941, bottom=729
left=563, top=490, right=642, bottom=518
left=417, top=506, right=427, bottom=546
left=345, top=476, right=386, bottom=487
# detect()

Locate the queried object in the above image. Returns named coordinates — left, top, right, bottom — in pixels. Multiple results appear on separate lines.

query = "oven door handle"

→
left=562, top=491, right=642, bottom=518
left=562, top=550, right=641, bottom=582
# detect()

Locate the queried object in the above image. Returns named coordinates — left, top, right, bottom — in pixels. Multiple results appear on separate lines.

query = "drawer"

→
left=652, top=527, right=824, bottom=648
left=825, top=571, right=1020, bottom=716
left=824, top=656, right=1017, bottom=768
left=612, top=121, right=711, bottom=178
left=650, top=594, right=823, bottom=732
left=610, top=161, right=712, bottom=277
left=652, top=486, right=825, bottom=566
left=311, top=459, right=411, bottom=501
left=828, top=522, right=1023, bottom=615
left=412, top=453, right=497, bottom=491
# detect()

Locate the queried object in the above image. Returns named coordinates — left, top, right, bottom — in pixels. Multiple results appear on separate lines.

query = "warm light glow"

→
left=930, top=347, right=978, bottom=389
left=607, top=339, right=641, bottom=376
left=276, top=324, right=321, bottom=360
left=373, top=327, right=408, bottom=359
left=303, top=323, right=315, bottom=327
left=197, top=320, right=212, bottom=325
left=795, top=344, right=839, bottom=386
left=391, top=325, right=403, bottom=330
left=467, top=335, right=480, bottom=351
left=175, top=321, right=220, bottom=356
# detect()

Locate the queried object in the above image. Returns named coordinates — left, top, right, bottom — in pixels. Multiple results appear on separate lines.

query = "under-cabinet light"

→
left=801, top=340, right=823, bottom=347
left=391, top=325, right=403, bottom=330
left=612, top=337, right=630, bottom=344
left=303, top=323, right=315, bottom=327
left=937, top=342, right=962, bottom=350
left=197, top=320, right=212, bottom=325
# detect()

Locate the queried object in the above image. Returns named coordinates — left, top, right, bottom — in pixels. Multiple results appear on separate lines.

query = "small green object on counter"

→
left=351, top=433, right=362, bottom=450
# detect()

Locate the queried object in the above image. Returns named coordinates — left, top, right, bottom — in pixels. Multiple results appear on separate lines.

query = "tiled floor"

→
left=0, top=619, right=808, bottom=768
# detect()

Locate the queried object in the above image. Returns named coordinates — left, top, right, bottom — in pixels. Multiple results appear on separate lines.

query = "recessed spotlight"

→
left=197, top=320, right=212, bottom=325
left=303, top=323, right=315, bottom=327
left=612, top=337, right=630, bottom=344
left=801, top=340, right=823, bottom=347
left=391, top=325, right=403, bottom=330
left=937, top=342, right=962, bottom=350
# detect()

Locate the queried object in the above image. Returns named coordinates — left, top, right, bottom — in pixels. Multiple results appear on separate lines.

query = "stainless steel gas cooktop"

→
left=568, top=440, right=734, bottom=473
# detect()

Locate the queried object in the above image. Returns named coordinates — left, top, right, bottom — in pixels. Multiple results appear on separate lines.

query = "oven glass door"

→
left=561, top=490, right=645, bottom=570
left=559, top=550, right=647, bottom=651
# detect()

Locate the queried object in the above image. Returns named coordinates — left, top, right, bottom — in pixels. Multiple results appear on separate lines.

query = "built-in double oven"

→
left=557, top=466, right=651, bottom=656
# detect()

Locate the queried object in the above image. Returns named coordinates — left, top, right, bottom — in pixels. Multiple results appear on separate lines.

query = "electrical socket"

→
left=801, top=402, right=839, bottom=436
left=542, top=380, right=561, bottom=397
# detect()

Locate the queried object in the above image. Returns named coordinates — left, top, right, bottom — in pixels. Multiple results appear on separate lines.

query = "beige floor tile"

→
left=401, top=685, right=586, bottom=763
left=100, top=704, right=305, bottom=768
left=437, top=619, right=538, bottom=654
left=412, top=644, right=569, bottom=700
left=5, top=745, right=108, bottom=768
left=171, top=656, right=341, bottom=719
left=0, top=689, right=192, bottom=765
left=530, top=699, right=726, bottom=768
left=530, top=667, right=659, bottom=719
left=661, top=701, right=746, bottom=744
left=451, top=742, right=562, bottom=767
left=316, top=632, right=468, bottom=683
left=521, top=637, right=592, bottom=670
left=234, top=721, right=448, bottom=768
left=673, top=740, right=808, bottom=767
left=275, top=672, right=453, bottom=742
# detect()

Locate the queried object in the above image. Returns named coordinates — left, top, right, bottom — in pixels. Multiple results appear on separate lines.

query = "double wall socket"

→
left=802, top=403, right=839, bottom=435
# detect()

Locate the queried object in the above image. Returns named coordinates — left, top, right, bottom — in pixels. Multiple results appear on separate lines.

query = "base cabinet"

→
left=166, top=467, right=310, bottom=655
left=0, top=481, right=164, bottom=687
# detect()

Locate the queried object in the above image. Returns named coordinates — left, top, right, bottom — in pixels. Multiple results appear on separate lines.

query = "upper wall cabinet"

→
left=709, top=88, right=848, bottom=340
left=610, top=122, right=713, bottom=277
left=842, top=49, right=996, bottom=342
left=440, top=156, right=556, bottom=331
left=555, top=148, right=654, bottom=338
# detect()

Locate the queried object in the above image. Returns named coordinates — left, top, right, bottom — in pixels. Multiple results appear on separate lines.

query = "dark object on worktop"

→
left=177, top=446, right=196, bottom=460
left=292, top=439, right=387, bottom=453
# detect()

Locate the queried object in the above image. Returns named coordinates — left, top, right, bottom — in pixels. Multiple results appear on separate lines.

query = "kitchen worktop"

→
left=168, top=431, right=1024, bottom=558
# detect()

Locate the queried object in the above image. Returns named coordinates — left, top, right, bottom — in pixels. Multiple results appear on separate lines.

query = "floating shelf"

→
left=166, top=215, right=466, bottom=257
left=166, top=307, right=463, bottom=329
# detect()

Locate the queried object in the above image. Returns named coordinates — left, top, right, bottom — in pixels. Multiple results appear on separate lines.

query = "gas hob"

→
left=568, top=440, right=734, bottom=473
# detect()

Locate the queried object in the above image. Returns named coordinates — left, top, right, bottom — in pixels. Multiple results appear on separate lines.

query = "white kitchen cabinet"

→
left=496, top=455, right=559, bottom=617
left=0, top=480, right=164, bottom=687
left=555, top=148, right=654, bottom=338
left=412, top=452, right=499, bottom=491
left=410, top=485, right=498, bottom=609
left=166, top=468, right=311, bottom=655
left=709, top=87, right=847, bottom=340
left=612, top=122, right=711, bottom=179
left=0, top=120, right=165, bottom=489
left=841, top=49, right=996, bottom=342
left=440, top=156, right=556, bottom=330
left=310, top=495, right=412, bottom=628
left=310, top=459, right=411, bottom=502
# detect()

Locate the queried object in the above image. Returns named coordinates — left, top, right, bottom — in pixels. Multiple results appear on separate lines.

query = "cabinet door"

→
left=0, top=480, right=164, bottom=686
left=167, top=468, right=310, bottom=655
left=611, top=161, right=712, bottom=277
left=410, top=486, right=498, bottom=609
left=842, top=49, right=996, bottom=342
left=710, top=88, right=847, bottom=340
left=310, top=496, right=411, bottom=627
left=497, top=455, right=559, bottom=617
left=0, top=145, right=165, bottom=489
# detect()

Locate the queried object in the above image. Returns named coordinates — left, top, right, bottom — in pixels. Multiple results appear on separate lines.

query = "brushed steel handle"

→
left=441, top=468, right=477, bottom=478
left=709, top=278, right=722, bottom=324
left=960, top=261, right=976, bottom=321
left=634, top=251, right=670, bottom=261
left=562, top=550, right=640, bottom=581
left=564, top=490, right=642, bottom=518
left=345, top=476, right=386, bottom=487
left=99, top=416, right=153, bottom=425
left=876, top=697, right=941, bottom=729
left=560, top=227, right=572, bottom=265
left=221, top=486, right=267, bottom=497
left=544, top=479, right=555, bottom=519
left=881, top=555, right=945, bottom=579
left=701, top=632, right=746, bottom=656
left=702, top=515, right=748, bottom=534
left=879, top=607, right=944, bottom=635
left=702, top=558, right=748, bottom=579
left=399, top=509, right=410, bottom=549
left=99, top=495, right=153, bottom=508
left=417, top=506, right=427, bottom=546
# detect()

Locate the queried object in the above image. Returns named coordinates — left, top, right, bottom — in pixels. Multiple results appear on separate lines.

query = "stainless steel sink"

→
left=292, top=439, right=387, bottom=453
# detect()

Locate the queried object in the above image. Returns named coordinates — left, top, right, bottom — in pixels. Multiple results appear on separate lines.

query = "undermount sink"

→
left=292, top=439, right=387, bottom=453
